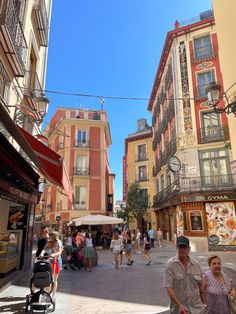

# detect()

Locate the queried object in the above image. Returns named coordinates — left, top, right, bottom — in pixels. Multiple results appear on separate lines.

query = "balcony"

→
left=74, top=202, right=86, bottom=210
left=32, top=0, right=49, bottom=47
left=193, top=44, right=214, bottom=63
left=160, top=86, right=166, bottom=104
left=153, top=158, right=161, bottom=177
left=160, top=138, right=177, bottom=167
left=165, top=65, right=173, bottom=88
left=74, top=140, right=89, bottom=148
left=0, top=60, right=10, bottom=107
left=0, top=0, right=27, bottom=76
left=73, top=167, right=89, bottom=176
left=24, top=70, right=44, bottom=99
left=198, top=125, right=228, bottom=144
left=153, top=174, right=236, bottom=207
left=136, top=153, right=148, bottom=162
left=136, top=174, right=149, bottom=183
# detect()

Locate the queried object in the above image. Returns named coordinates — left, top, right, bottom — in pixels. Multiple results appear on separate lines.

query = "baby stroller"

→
left=25, top=256, right=55, bottom=313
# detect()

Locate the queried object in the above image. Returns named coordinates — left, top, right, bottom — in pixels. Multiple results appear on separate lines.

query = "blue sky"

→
left=45, top=0, right=212, bottom=201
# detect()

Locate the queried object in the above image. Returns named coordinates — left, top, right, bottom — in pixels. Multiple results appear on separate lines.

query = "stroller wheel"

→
left=25, top=294, right=30, bottom=312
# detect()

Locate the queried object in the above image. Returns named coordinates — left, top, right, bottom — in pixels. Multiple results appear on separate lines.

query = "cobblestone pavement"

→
left=0, top=241, right=235, bottom=314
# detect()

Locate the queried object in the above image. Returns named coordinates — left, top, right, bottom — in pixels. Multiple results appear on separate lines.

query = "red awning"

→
left=18, top=126, right=73, bottom=202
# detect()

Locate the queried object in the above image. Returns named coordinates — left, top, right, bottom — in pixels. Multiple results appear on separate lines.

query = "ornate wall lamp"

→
left=206, top=82, right=236, bottom=116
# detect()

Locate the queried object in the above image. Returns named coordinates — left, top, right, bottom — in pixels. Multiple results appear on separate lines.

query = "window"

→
left=190, top=211, right=203, bottom=231
left=194, top=35, right=212, bottom=60
left=75, top=156, right=87, bottom=175
left=200, top=149, right=231, bottom=186
left=160, top=174, right=165, bottom=190
left=75, top=186, right=87, bottom=208
left=137, top=144, right=147, bottom=161
left=197, top=70, right=215, bottom=98
left=201, top=111, right=223, bottom=142
left=138, top=165, right=147, bottom=181
left=77, top=130, right=88, bottom=146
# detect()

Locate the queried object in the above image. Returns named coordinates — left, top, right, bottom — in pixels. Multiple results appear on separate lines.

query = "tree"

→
left=126, top=183, right=149, bottom=224
left=116, top=205, right=130, bottom=224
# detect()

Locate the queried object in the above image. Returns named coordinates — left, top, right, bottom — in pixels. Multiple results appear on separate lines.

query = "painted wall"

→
left=213, top=0, right=236, bottom=172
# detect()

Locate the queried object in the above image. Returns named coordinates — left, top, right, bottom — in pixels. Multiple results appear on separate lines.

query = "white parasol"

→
left=68, top=214, right=124, bottom=226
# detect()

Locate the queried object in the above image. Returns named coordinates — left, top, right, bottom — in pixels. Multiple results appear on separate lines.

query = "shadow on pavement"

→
left=0, top=300, right=26, bottom=313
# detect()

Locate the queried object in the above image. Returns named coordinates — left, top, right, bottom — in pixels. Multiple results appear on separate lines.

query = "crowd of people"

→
left=34, top=227, right=236, bottom=313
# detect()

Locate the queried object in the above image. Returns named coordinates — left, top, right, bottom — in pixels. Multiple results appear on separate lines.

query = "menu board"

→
left=206, top=202, right=236, bottom=248
left=8, top=206, right=26, bottom=230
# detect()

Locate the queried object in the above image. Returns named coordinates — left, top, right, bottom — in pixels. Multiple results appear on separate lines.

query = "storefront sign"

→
left=181, top=196, right=205, bottom=202
left=206, top=202, right=236, bottom=248
left=8, top=206, right=26, bottom=230
left=207, top=195, right=229, bottom=201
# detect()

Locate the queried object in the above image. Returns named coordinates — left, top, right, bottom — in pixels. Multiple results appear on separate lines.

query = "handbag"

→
left=228, top=294, right=236, bottom=314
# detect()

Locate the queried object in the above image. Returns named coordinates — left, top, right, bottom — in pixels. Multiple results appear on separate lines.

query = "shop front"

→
left=0, top=133, right=39, bottom=276
left=155, top=191, right=236, bottom=252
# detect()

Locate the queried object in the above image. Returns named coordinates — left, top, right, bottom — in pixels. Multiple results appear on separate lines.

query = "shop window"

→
left=190, top=210, right=203, bottom=231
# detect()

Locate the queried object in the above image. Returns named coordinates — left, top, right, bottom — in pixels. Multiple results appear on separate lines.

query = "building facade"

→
left=42, top=108, right=114, bottom=232
left=0, top=0, right=53, bottom=276
left=148, top=11, right=236, bottom=251
left=212, top=1, right=236, bottom=177
left=123, top=119, right=156, bottom=231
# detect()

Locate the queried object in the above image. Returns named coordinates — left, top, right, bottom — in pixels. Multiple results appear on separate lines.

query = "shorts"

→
left=84, top=247, right=94, bottom=258
left=51, top=260, right=60, bottom=275
left=125, top=243, right=132, bottom=252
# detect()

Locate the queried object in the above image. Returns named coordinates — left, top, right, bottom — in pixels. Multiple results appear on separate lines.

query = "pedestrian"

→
left=35, top=227, right=49, bottom=257
left=84, top=231, right=94, bottom=272
left=118, top=230, right=124, bottom=265
left=110, top=231, right=123, bottom=269
left=40, top=231, right=63, bottom=298
left=157, top=227, right=163, bottom=248
left=124, top=230, right=134, bottom=266
left=136, top=228, right=141, bottom=254
left=163, top=235, right=206, bottom=314
left=75, top=231, right=84, bottom=247
left=202, top=255, right=235, bottom=314
left=148, top=227, right=155, bottom=248
left=143, top=232, right=151, bottom=265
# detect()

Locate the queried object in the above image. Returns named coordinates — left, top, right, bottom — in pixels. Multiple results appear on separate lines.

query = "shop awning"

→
left=18, top=126, right=73, bottom=202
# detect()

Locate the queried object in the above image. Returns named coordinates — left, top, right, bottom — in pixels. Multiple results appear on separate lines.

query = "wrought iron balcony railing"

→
left=198, top=125, right=228, bottom=144
left=136, top=175, right=149, bottom=182
left=0, top=60, right=10, bottom=106
left=33, top=0, right=49, bottom=47
left=153, top=158, right=161, bottom=177
left=23, top=70, right=44, bottom=99
left=74, top=140, right=90, bottom=148
left=0, top=0, right=27, bottom=76
left=165, top=64, right=173, bottom=88
left=153, top=174, right=236, bottom=207
left=135, top=153, right=148, bottom=162
left=73, top=167, right=89, bottom=176
left=193, top=44, right=214, bottom=62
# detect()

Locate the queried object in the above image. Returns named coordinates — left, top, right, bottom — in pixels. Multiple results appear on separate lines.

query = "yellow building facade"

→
left=212, top=0, right=236, bottom=174
left=124, top=119, right=156, bottom=231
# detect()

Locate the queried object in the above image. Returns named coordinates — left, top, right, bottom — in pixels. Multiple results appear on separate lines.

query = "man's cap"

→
left=176, top=236, right=189, bottom=247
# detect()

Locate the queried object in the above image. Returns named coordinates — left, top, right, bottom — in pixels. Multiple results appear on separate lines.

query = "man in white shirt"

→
left=148, top=227, right=155, bottom=248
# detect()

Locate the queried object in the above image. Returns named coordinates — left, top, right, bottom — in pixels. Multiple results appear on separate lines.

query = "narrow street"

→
left=0, top=241, right=235, bottom=314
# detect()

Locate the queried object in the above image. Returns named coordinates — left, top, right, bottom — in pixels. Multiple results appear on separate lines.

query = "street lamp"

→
left=37, top=95, right=49, bottom=119
left=206, top=82, right=236, bottom=116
